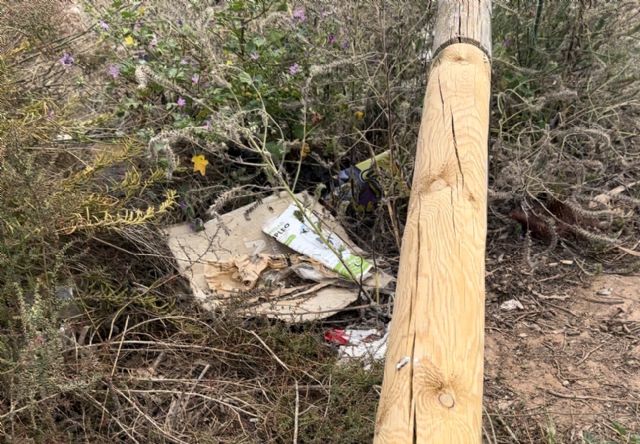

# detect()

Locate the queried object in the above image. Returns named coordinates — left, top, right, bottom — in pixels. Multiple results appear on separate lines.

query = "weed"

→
left=1, top=0, right=639, bottom=442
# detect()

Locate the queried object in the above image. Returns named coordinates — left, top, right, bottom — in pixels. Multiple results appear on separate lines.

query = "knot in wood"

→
left=438, top=392, right=456, bottom=409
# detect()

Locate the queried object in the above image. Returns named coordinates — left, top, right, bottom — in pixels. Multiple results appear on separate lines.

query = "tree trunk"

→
left=374, top=1, right=492, bottom=442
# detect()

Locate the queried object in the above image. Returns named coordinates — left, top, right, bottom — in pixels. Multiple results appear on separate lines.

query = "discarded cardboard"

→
left=205, top=254, right=290, bottom=295
left=263, top=203, right=373, bottom=279
left=204, top=253, right=342, bottom=301
left=165, top=192, right=392, bottom=322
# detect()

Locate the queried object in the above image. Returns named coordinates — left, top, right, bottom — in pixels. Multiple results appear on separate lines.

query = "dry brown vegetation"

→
left=1, top=0, right=639, bottom=442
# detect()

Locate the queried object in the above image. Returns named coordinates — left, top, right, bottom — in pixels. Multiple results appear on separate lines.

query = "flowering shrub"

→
left=79, top=0, right=428, bottom=203
left=91, top=2, right=346, bottom=143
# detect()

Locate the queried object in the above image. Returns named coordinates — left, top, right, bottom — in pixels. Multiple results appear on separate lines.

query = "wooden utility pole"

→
left=374, top=1, right=492, bottom=443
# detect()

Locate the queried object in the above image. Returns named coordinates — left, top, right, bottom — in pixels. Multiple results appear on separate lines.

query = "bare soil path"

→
left=485, top=274, right=640, bottom=442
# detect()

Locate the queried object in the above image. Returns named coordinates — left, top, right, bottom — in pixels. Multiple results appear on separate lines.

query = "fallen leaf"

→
left=300, top=143, right=311, bottom=159
left=192, top=154, right=209, bottom=176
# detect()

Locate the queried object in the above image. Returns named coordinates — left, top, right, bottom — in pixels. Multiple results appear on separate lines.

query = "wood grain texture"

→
left=374, top=43, right=491, bottom=443
left=433, top=0, right=492, bottom=57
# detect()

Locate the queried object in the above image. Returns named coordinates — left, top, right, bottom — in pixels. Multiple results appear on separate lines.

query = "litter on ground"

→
left=500, top=299, right=525, bottom=311
left=263, top=202, right=372, bottom=279
left=165, top=192, right=393, bottom=322
left=324, top=327, right=388, bottom=369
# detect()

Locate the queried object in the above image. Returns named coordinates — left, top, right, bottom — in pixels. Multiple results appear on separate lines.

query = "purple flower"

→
left=250, top=52, right=260, bottom=61
left=288, top=63, right=300, bottom=75
left=204, top=119, right=212, bottom=131
left=341, top=39, right=350, bottom=50
left=59, top=52, right=74, bottom=67
left=177, top=97, right=187, bottom=108
left=191, top=73, right=200, bottom=84
left=180, top=58, right=189, bottom=65
left=292, top=7, right=306, bottom=22
left=98, top=20, right=109, bottom=31
left=327, top=34, right=337, bottom=45
left=107, top=64, right=120, bottom=79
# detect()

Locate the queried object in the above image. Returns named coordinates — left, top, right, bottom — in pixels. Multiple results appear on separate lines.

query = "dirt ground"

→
left=484, top=272, right=640, bottom=442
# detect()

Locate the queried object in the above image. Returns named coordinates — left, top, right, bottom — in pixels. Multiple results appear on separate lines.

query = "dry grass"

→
left=1, top=0, right=639, bottom=442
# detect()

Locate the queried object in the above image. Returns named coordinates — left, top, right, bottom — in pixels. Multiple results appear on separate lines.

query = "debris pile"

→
left=166, top=191, right=392, bottom=323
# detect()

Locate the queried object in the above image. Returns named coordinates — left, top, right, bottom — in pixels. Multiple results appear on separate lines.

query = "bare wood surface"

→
left=374, top=42, right=491, bottom=443
left=433, top=0, right=492, bottom=57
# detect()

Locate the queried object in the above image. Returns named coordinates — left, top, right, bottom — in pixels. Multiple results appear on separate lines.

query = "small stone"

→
left=562, top=380, right=570, bottom=386
left=560, top=260, right=574, bottom=265
left=596, top=288, right=612, bottom=296
left=497, top=399, right=513, bottom=410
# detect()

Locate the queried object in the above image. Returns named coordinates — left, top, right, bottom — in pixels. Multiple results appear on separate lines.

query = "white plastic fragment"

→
left=500, top=299, right=524, bottom=311
left=341, top=330, right=388, bottom=363
left=326, top=328, right=389, bottom=370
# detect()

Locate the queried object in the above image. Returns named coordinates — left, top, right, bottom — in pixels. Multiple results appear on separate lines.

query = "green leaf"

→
left=610, top=421, right=627, bottom=436
left=265, top=141, right=286, bottom=163
left=237, top=72, right=253, bottom=85
left=121, top=10, right=136, bottom=20
left=292, top=124, right=305, bottom=140
left=253, top=36, right=267, bottom=47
